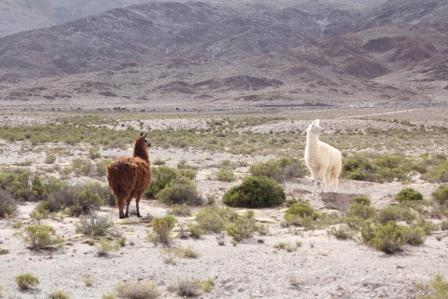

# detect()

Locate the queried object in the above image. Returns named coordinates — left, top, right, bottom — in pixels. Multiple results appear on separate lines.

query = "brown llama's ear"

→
left=140, top=132, right=144, bottom=137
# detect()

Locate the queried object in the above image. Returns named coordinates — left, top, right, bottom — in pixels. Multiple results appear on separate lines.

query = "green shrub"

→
left=194, top=206, right=237, bottom=233
left=49, top=290, right=70, bottom=299
left=343, top=154, right=377, bottom=181
left=29, top=176, right=64, bottom=202
left=223, top=176, right=285, bottom=208
left=226, top=211, right=259, bottom=242
left=96, top=159, right=111, bottom=177
left=404, top=226, right=426, bottom=246
left=361, top=222, right=407, bottom=254
left=153, top=159, right=165, bottom=165
left=284, top=201, right=317, bottom=228
left=45, top=153, right=57, bottom=164
left=96, top=238, right=120, bottom=257
left=0, top=170, right=32, bottom=201
left=178, top=168, right=197, bottom=180
left=423, top=161, right=448, bottom=183
left=76, top=215, right=114, bottom=237
left=89, top=148, right=101, bottom=160
left=116, top=281, right=160, bottom=299
left=419, top=274, right=448, bottom=299
left=395, top=188, right=423, bottom=203
left=45, top=183, right=106, bottom=216
left=347, top=196, right=376, bottom=220
left=145, top=166, right=179, bottom=198
left=150, top=215, right=176, bottom=245
left=249, top=158, right=305, bottom=182
left=343, top=153, right=417, bottom=183
left=169, top=280, right=202, bottom=298
left=378, top=205, right=415, bottom=224
left=352, top=195, right=371, bottom=205
left=176, top=161, right=198, bottom=179
left=70, top=158, right=94, bottom=177
left=441, top=221, right=448, bottom=230
left=216, top=167, right=235, bottom=182
left=0, top=190, right=16, bottom=218
left=102, top=293, right=116, bottom=299
left=328, top=225, right=353, bottom=240
left=432, top=185, right=448, bottom=206
left=16, top=273, right=39, bottom=290
left=158, top=177, right=202, bottom=206
left=21, top=224, right=63, bottom=250
left=168, top=205, right=192, bottom=217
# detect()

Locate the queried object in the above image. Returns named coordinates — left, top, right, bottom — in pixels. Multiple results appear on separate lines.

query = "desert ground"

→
left=0, top=107, right=448, bottom=299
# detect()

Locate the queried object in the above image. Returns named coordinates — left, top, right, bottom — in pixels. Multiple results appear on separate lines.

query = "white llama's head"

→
left=307, top=119, right=323, bottom=135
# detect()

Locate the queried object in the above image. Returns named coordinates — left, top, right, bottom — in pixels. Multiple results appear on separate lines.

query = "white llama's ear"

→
left=315, top=119, right=321, bottom=126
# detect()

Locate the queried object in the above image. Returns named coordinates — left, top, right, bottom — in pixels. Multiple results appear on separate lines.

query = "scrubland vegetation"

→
left=0, top=111, right=447, bottom=298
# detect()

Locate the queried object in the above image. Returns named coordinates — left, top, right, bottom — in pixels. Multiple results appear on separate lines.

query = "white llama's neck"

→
left=306, top=131, right=320, bottom=152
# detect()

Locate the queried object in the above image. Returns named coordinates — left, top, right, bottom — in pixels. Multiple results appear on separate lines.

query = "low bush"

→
left=158, top=177, right=202, bottom=206
left=361, top=222, right=407, bottom=254
left=273, top=241, right=301, bottom=252
left=432, top=185, right=448, bottom=206
left=70, top=158, right=94, bottom=177
left=168, top=204, right=192, bottom=217
left=144, top=166, right=179, bottom=198
left=284, top=201, right=317, bottom=229
left=328, top=225, right=353, bottom=240
left=44, top=183, right=107, bottom=216
left=116, top=281, right=160, bottom=299
left=378, top=205, right=415, bottom=224
left=347, top=196, right=376, bottom=220
left=215, top=167, right=235, bottom=182
left=0, top=190, right=16, bottom=218
left=150, top=215, right=176, bottom=246
left=0, top=170, right=32, bottom=201
left=423, top=161, right=448, bottom=183
left=76, top=215, right=114, bottom=237
left=177, top=160, right=197, bottom=179
left=223, top=176, right=285, bottom=208
left=21, top=224, right=63, bottom=250
left=16, top=273, right=39, bottom=290
left=96, top=238, right=120, bottom=257
left=441, top=221, right=448, bottom=231
left=342, top=153, right=418, bottom=183
left=178, top=168, right=197, bottom=180
left=404, top=226, right=426, bottom=246
left=249, top=158, right=306, bottom=182
left=226, top=211, right=259, bottom=242
left=96, top=159, right=112, bottom=177
left=395, top=188, right=423, bottom=204
left=418, top=274, right=448, bottom=299
left=45, top=153, right=57, bottom=164
left=102, top=293, right=116, bottom=299
left=49, top=290, right=70, bottom=299
left=169, top=280, right=202, bottom=297
left=194, top=206, right=237, bottom=233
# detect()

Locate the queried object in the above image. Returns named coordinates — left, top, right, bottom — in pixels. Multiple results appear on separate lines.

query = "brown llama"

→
left=107, top=132, right=152, bottom=219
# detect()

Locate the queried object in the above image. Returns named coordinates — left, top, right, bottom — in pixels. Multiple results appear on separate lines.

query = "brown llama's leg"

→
left=118, top=199, right=125, bottom=219
left=136, top=195, right=142, bottom=218
left=125, top=199, right=131, bottom=218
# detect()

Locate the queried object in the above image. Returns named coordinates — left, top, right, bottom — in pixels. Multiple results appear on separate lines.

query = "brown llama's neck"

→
left=133, top=139, right=149, bottom=163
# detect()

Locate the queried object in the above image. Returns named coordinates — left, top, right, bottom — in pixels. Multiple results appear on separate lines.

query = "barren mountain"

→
left=0, top=0, right=447, bottom=110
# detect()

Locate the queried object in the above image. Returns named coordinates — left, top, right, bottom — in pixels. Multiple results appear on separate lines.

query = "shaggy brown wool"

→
left=107, top=134, right=152, bottom=218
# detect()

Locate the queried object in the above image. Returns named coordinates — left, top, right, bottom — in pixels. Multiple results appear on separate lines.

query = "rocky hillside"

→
left=0, top=0, right=446, bottom=109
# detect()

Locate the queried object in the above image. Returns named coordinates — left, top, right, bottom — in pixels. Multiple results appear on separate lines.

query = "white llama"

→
left=304, top=119, right=342, bottom=197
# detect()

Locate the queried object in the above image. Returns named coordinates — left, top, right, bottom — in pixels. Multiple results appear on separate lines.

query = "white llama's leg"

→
left=332, top=175, right=339, bottom=193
